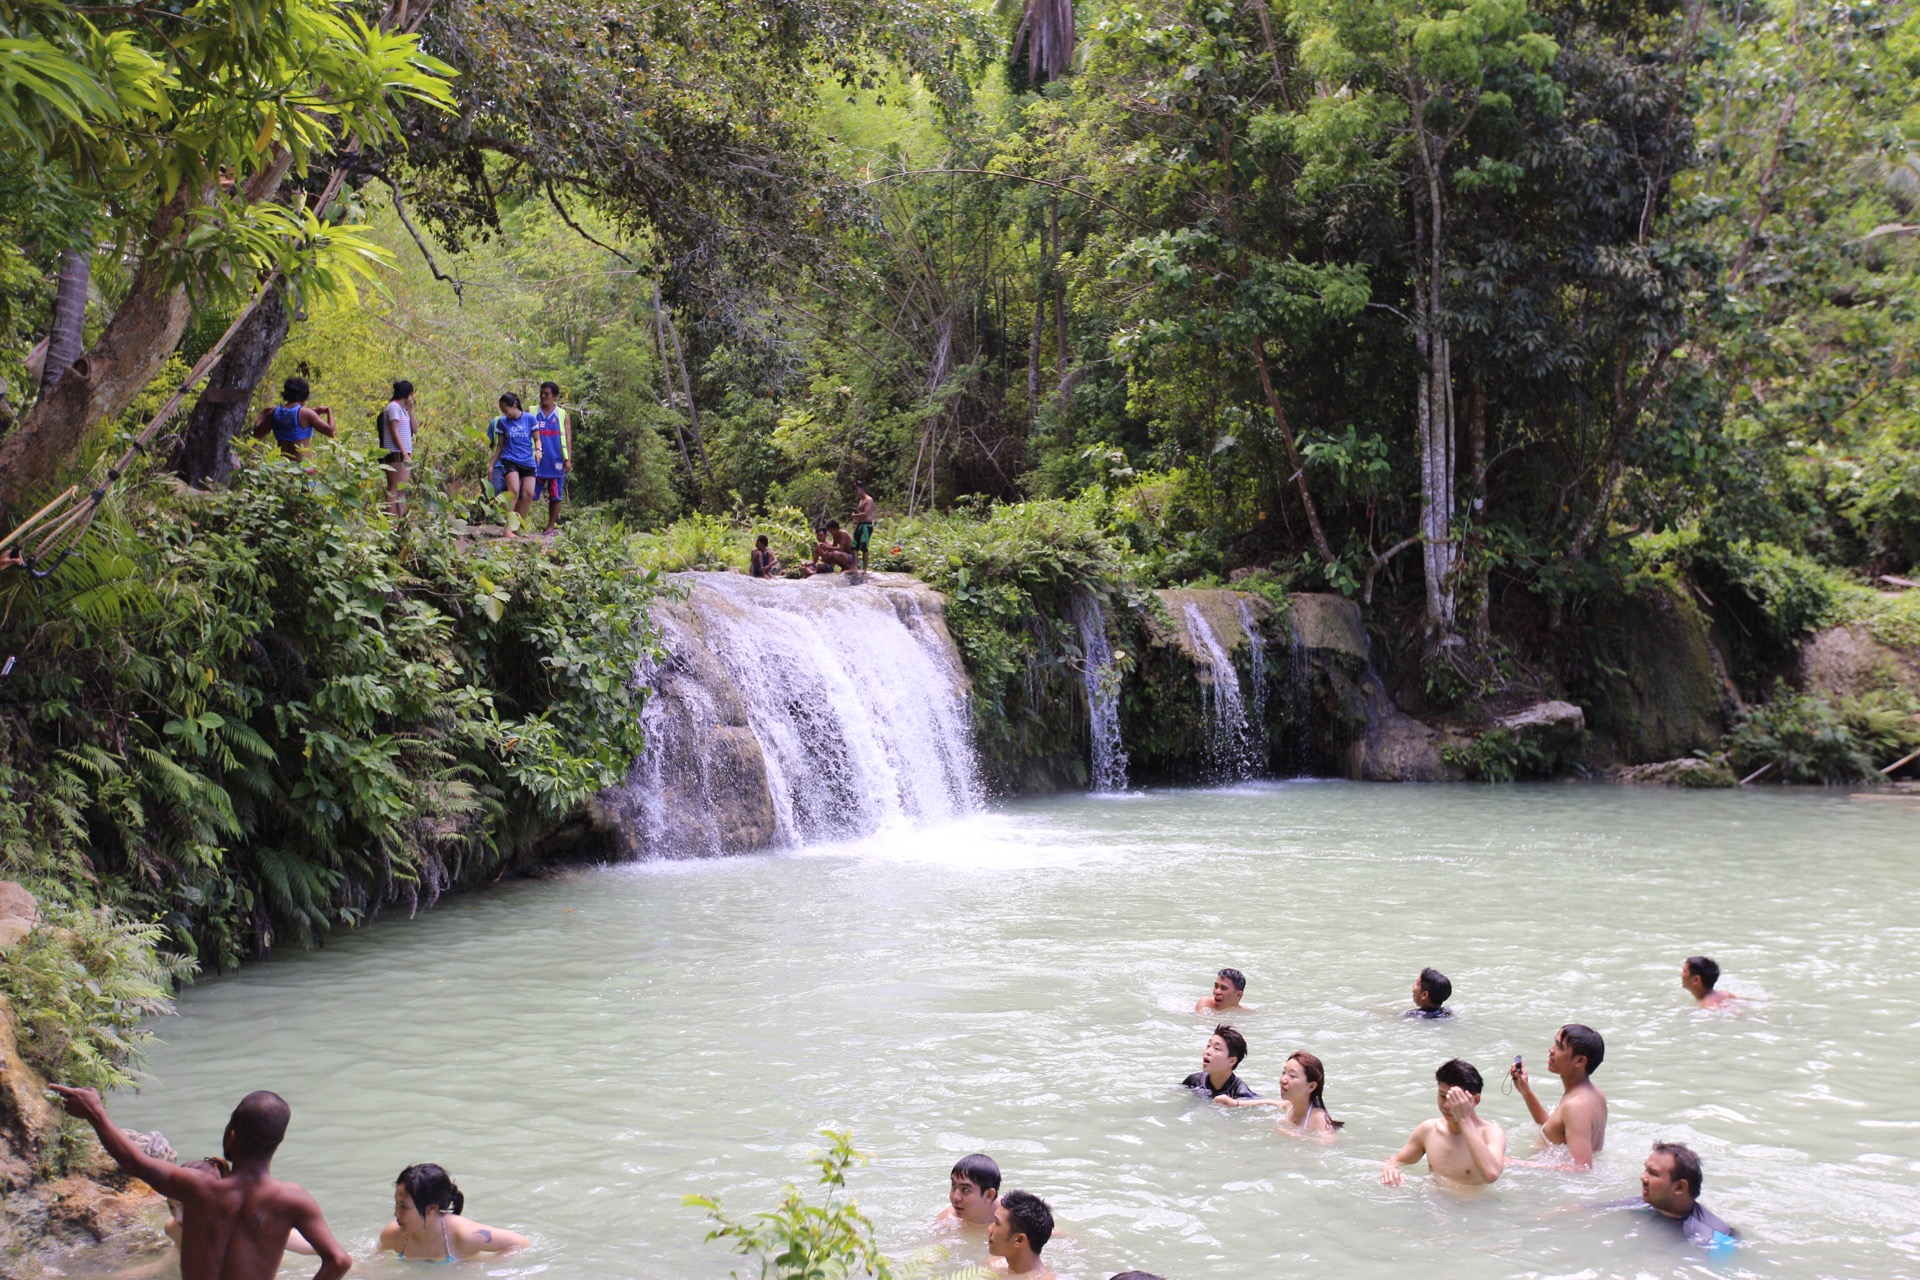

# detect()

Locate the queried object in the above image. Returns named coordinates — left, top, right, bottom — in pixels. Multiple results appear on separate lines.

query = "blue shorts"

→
left=534, top=475, right=565, bottom=502
left=490, top=460, right=507, bottom=494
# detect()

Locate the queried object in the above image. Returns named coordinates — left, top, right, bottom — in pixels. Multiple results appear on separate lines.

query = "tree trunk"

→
left=1249, top=338, right=1335, bottom=565
left=664, top=305, right=714, bottom=494
left=653, top=282, right=699, bottom=490
left=0, top=187, right=208, bottom=507
left=1051, top=200, right=1068, bottom=380
left=41, top=249, right=90, bottom=396
left=1027, top=255, right=1046, bottom=420
left=173, top=281, right=292, bottom=487
left=1410, top=104, right=1458, bottom=639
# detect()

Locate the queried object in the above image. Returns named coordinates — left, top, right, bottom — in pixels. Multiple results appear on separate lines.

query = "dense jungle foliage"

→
left=3, top=0, right=1920, bottom=1085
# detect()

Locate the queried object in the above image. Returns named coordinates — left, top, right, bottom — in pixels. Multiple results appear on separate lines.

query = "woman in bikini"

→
left=379, top=1163, right=529, bottom=1262
left=1216, top=1050, right=1344, bottom=1138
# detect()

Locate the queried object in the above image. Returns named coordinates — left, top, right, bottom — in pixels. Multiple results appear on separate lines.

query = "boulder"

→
left=1617, top=757, right=1736, bottom=787
left=0, top=917, right=30, bottom=954
left=1798, top=623, right=1920, bottom=702
left=0, top=993, right=61, bottom=1193
left=1495, top=700, right=1589, bottom=764
left=1287, top=593, right=1369, bottom=667
left=1359, top=672, right=1465, bottom=782
left=1587, top=581, right=1725, bottom=763
left=0, top=881, right=37, bottom=922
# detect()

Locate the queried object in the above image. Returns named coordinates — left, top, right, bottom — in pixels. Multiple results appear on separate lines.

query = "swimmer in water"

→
left=379, top=1163, right=528, bottom=1261
left=1379, top=1058, right=1506, bottom=1187
left=1185, top=1024, right=1260, bottom=1100
left=1404, top=967, right=1453, bottom=1018
left=937, top=1153, right=1001, bottom=1228
left=1682, top=956, right=1738, bottom=1009
left=987, top=1190, right=1056, bottom=1279
left=1215, top=1050, right=1343, bottom=1138
left=1509, top=1023, right=1608, bottom=1170
left=1602, top=1142, right=1738, bottom=1246
left=1195, top=967, right=1257, bottom=1013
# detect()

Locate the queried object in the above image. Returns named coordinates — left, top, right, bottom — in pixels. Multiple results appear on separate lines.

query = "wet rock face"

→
left=1586, top=582, right=1725, bottom=764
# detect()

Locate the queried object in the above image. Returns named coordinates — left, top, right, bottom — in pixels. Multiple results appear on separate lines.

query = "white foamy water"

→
left=1073, top=594, right=1129, bottom=792
left=1182, top=603, right=1257, bottom=779
left=614, top=573, right=979, bottom=855
left=94, top=785, right=1920, bottom=1280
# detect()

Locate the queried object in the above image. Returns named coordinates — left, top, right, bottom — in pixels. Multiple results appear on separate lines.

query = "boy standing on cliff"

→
left=49, top=1084, right=351, bottom=1280
left=850, top=482, right=875, bottom=571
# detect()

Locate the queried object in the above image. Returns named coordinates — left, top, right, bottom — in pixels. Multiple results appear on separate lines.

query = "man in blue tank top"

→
left=250, top=376, right=335, bottom=463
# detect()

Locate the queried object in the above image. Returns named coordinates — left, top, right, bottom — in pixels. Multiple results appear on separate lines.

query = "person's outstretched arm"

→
left=1509, top=1061, right=1550, bottom=1126
left=284, top=1189, right=350, bottom=1280
left=251, top=407, right=276, bottom=439
left=47, top=1085, right=197, bottom=1197
left=1380, top=1126, right=1428, bottom=1186
left=455, top=1219, right=530, bottom=1254
left=306, top=406, right=336, bottom=438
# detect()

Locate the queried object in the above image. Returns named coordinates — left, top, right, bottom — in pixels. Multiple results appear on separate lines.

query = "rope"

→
left=0, top=168, right=350, bottom=579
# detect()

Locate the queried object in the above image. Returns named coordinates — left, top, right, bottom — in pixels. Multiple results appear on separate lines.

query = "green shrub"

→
left=1443, top=728, right=1550, bottom=782
left=0, top=902, right=194, bottom=1093
left=1727, top=683, right=1920, bottom=783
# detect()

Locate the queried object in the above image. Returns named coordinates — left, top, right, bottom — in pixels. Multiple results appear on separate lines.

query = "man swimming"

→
left=1379, top=1059, right=1506, bottom=1187
left=1184, top=1024, right=1260, bottom=1100
left=937, top=1153, right=1001, bottom=1228
left=987, top=1190, right=1055, bottom=1279
left=49, top=1084, right=351, bottom=1280
left=1404, top=967, right=1453, bottom=1018
left=1195, top=967, right=1256, bottom=1013
left=1682, top=956, right=1737, bottom=1009
left=1509, top=1023, right=1608, bottom=1169
left=1603, top=1142, right=1737, bottom=1247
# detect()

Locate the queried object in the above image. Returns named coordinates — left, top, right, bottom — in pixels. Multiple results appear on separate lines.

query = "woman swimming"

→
left=1217, top=1051, right=1343, bottom=1138
left=379, top=1163, right=529, bottom=1262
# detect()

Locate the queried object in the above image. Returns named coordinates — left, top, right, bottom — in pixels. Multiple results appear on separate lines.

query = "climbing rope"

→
left=0, top=169, right=349, bottom=579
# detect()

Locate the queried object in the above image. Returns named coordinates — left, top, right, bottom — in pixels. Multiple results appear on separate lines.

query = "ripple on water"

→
left=86, top=783, right=1920, bottom=1280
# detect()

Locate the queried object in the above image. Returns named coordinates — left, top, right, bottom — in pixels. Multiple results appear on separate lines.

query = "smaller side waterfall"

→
left=1073, top=594, right=1130, bottom=791
left=1231, top=594, right=1270, bottom=761
left=1182, top=602, right=1259, bottom=779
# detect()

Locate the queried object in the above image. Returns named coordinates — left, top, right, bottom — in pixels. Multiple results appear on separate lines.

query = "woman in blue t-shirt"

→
left=250, top=376, right=336, bottom=463
left=487, top=392, right=538, bottom=535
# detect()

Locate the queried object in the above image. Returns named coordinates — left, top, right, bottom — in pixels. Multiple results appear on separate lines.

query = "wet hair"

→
left=755, top=534, right=770, bottom=548
left=396, top=1163, right=465, bottom=1217
left=1559, top=1023, right=1606, bottom=1074
left=1685, top=956, right=1720, bottom=991
left=998, top=1190, right=1053, bottom=1252
left=1435, top=1058, right=1484, bottom=1096
left=225, top=1090, right=291, bottom=1159
left=391, top=379, right=414, bottom=401
left=951, top=1153, right=1001, bottom=1193
left=1417, top=967, right=1451, bottom=1007
left=1212, top=1024, right=1247, bottom=1067
left=827, top=520, right=841, bottom=530
left=1286, top=1051, right=1344, bottom=1129
left=498, top=391, right=523, bottom=410
left=1217, top=967, right=1247, bottom=992
left=1109, top=1274, right=1167, bottom=1280
left=1652, top=1142, right=1703, bottom=1198
left=539, top=380, right=560, bottom=397
left=282, top=376, right=310, bottom=404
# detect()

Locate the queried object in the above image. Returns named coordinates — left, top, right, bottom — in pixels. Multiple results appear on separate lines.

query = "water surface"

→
left=106, top=784, right=1920, bottom=1279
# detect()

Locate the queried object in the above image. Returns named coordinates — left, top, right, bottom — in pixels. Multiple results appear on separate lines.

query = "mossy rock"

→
left=1585, top=579, right=1725, bottom=764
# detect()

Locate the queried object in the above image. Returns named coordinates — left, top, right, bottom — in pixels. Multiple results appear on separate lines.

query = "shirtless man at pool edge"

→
left=49, top=1084, right=351, bottom=1280
left=1195, top=967, right=1256, bottom=1013
left=1380, top=1058, right=1506, bottom=1187
left=1509, top=1023, right=1608, bottom=1169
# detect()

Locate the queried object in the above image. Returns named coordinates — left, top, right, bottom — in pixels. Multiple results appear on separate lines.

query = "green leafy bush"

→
left=1443, top=728, right=1550, bottom=782
left=1728, top=683, right=1920, bottom=783
left=0, top=902, right=194, bottom=1092
left=0, top=444, right=661, bottom=967
left=687, top=1131, right=989, bottom=1280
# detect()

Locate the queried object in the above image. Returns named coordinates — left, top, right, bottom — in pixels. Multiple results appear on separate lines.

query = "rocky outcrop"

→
left=1617, top=757, right=1736, bottom=787
left=1586, top=581, right=1726, bottom=763
left=1497, top=700, right=1589, bottom=761
left=1798, top=622, right=1920, bottom=703
left=1359, top=672, right=1463, bottom=781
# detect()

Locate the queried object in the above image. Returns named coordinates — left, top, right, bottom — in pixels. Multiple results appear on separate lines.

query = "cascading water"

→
left=1231, top=594, right=1269, bottom=761
left=614, top=573, right=981, bottom=857
left=1072, top=593, right=1129, bottom=791
left=1182, top=601, right=1259, bottom=779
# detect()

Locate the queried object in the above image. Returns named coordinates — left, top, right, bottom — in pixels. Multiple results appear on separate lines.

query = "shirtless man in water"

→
left=1509, top=1023, right=1608, bottom=1169
left=1682, top=956, right=1738, bottom=1009
left=1195, top=967, right=1257, bottom=1014
left=50, top=1084, right=351, bottom=1280
left=1380, top=1059, right=1506, bottom=1186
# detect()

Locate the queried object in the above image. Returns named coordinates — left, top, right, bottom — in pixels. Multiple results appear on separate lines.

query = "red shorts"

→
left=533, top=475, right=565, bottom=501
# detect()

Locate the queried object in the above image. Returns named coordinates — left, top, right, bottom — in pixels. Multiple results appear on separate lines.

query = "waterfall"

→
left=613, top=573, right=981, bottom=857
left=1072, top=594, right=1130, bottom=792
left=1231, top=594, right=1269, bottom=762
left=1182, top=602, right=1259, bottom=779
